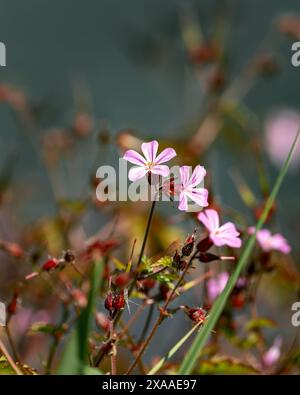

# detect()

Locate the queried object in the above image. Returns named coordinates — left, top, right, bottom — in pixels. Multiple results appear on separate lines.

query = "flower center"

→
left=145, top=162, right=155, bottom=170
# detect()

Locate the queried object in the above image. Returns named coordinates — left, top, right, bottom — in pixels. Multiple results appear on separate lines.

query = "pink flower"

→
left=265, top=110, right=300, bottom=169
left=123, top=140, right=176, bottom=182
left=198, top=209, right=242, bottom=248
left=262, top=337, right=282, bottom=369
left=248, top=227, right=291, bottom=254
left=207, top=272, right=229, bottom=303
left=178, top=166, right=208, bottom=211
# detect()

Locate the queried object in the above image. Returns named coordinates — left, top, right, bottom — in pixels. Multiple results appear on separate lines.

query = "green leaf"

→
left=245, top=318, right=276, bottom=331
left=198, top=356, right=259, bottom=375
left=29, top=322, right=57, bottom=335
left=153, top=256, right=173, bottom=268
left=0, top=356, right=15, bottom=375
left=57, top=260, right=103, bottom=374
left=179, top=130, right=300, bottom=375
left=0, top=356, right=37, bottom=375
left=82, top=365, right=102, bottom=375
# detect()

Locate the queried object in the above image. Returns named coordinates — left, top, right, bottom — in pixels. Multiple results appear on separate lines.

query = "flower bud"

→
left=104, top=290, right=126, bottom=317
left=112, top=272, right=132, bottom=288
left=63, top=250, right=76, bottom=263
left=197, top=237, right=213, bottom=252
left=182, top=305, right=207, bottom=324
left=181, top=234, right=195, bottom=257
left=198, top=252, right=219, bottom=263
left=138, top=278, right=156, bottom=292
left=104, top=292, right=114, bottom=315
left=113, top=290, right=125, bottom=311
left=231, top=293, right=245, bottom=309
left=188, top=307, right=207, bottom=323
left=7, top=292, right=19, bottom=316
left=172, top=251, right=181, bottom=267
left=42, top=258, right=59, bottom=271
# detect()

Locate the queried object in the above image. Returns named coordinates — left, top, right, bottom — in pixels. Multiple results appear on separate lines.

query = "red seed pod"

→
left=181, top=234, right=195, bottom=257
left=198, top=252, right=220, bottom=263
left=83, top=239, right=119, bottom=261
left=189, top=44, right=217, bottom=64
left=42, top=258, right=59, bottom=271
left=138, top=278, right=156, bottom=292
left=112, top=290, right=125, bottom=311
left=231, top=293, right=245, bottom=309
left=172, top=250, right=181, bottom=267
left=188, top=307, right=207, bottom=324
left=7, top=292, right=19, bottom=316
left=197, top=237, right=213, bottom=253
left=104, top=292, right=114, bottom=314
left=63, top=250, right=76, bottom=263
left=112, top=272, right=132, bottom=288
left=159, top=284, right=171, bottom=301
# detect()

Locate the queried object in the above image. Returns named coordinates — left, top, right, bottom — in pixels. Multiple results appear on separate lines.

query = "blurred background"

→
left=0, top=0, right=300, bottom=373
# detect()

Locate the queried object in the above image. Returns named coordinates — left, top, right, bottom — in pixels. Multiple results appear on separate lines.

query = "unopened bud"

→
left=42, top=258, right=59, bottom=271
left=7, top=292, right=19, bottom=316
left=104, top=290, right=126, bottom=317
left=113, top=272, right=132, bottom=288
left=182, top=306, right=207, bottom=324
left=198, top=252, right=219, bottom=263
left=197, top=237, right=213, bottom=252
left=189, top=307, right=207, bottom=323
left=104, top=292, right=114, bottom=315
left=63, top=250, right=76, bottom=263
left=181, top=234, right=195, bottom=257
left=113, top=290, right=125, bottom=311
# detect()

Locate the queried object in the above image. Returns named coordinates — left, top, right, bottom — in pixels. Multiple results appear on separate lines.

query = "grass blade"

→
left=57, top=260, right=103, bottom=374
left=147, top=323, right=201, bottom=375
left=179, top=130, right=300, bottom=375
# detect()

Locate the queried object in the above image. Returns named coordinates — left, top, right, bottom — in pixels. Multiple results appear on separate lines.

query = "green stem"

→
left=137, top=199, right=156, bottom=268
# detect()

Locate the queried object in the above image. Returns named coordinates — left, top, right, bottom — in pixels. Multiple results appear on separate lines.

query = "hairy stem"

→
left=94, top=199, right=157, bottom=368
left=125, top=251, right=198, bottom=374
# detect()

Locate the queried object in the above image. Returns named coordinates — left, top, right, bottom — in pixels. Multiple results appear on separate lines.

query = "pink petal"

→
left=185, top=188, right=209, bottom=207
left=178, top=192, right=188, bottom=211
left=207, top=278, right=219, bottom=302
left=210, top=233, right=241, bottom=248
left=128, top=166, right=148, bottom=181
left=218, top=272, right=229, bottom=290
left=263, top=337, right=282, bottom=368
left=179, top=166, right=191, bottom=187
left=207, top=272, right=229, bottom=302
left=150, top=164, right=170, bottom=177
left=123, top=149, right=146, bottom=166
left=271, top=234, right=291, bottom=254
left=189, top=165, right=206, bottom=187
left=141, top=140, right=158, bottom=163
left=155, top=147, right=177, bottom=164
left=198, top=209, right=220, bottom=233
left=256, top=229, right=272, bottom=251
left=214, top=222, right=242, bottom=248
